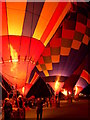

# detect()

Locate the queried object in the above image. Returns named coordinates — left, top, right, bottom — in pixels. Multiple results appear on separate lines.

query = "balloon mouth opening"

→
left=0, top=56, right=35, bottom=64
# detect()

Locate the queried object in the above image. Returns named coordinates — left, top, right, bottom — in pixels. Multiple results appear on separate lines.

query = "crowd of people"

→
left=3, top=95, right=25, bottom=120
left=2, top=94, right=62, bottom=120
left=2, top=90, right=73, bottom=120
left=2, top=95, right=46, bottom=120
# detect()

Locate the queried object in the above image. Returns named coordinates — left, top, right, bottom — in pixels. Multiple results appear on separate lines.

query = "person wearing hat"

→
left=3, top=98, right=13, bottom=120
left=17, top=95, right=25, bottom=120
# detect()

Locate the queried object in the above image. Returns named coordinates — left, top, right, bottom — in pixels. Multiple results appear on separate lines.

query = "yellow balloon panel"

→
left=33, top=2, right=58, bottom=40
left=6, top=2, right=26, bottom=36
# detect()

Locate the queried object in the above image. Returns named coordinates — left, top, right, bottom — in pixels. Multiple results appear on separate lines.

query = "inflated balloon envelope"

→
left=0, top=2, right=71, bottom=89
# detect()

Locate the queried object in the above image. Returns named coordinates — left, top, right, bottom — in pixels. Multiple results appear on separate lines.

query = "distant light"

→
left=62, top=89, right=67, bottom=96
left=69, top=91, right=71, bottom=95
left=79, top=93, right=83, bottom=96
left=83, top=95, right=86, bottom=97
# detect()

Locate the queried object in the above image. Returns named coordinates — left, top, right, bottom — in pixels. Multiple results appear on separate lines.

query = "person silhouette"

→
left=36, top=98, right=43, bottom=120
left=17, top=95, right=25, bottom=120
left=3, top=98, right=13, bottom=120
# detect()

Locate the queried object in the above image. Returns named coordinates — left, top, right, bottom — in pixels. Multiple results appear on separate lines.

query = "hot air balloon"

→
left=0, top=1, right=90, bottom=97
left=32, top=2, right=90, bottom=95
left=74, top=59, right=89, bottom=95
left=0, top=1, right=71, bottom=97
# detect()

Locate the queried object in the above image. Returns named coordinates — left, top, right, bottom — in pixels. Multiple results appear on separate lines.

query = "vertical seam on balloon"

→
left=19, top=2, right=27, bottom=55
left=25, top=2, right=35, bottom=84
left=32, top=2, right=44, bottom=41
left=5, top=2, right=11, bottom=59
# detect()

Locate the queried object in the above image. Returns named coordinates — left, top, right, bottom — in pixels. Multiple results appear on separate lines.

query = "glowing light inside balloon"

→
left=9, top=44, right=18, bottom=72
left=22, top=86, right=25, bottom=94
left=9, top=59, right=18, bottom=63
left=75, top=86, right=78, bottom=95
left=9, top=44, right=18, bottom=60
left=57, top=76, right=60, bottom=81
left=55, top=80, right=60, bottom=91
left=62, top=89, right=67, bottom=96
